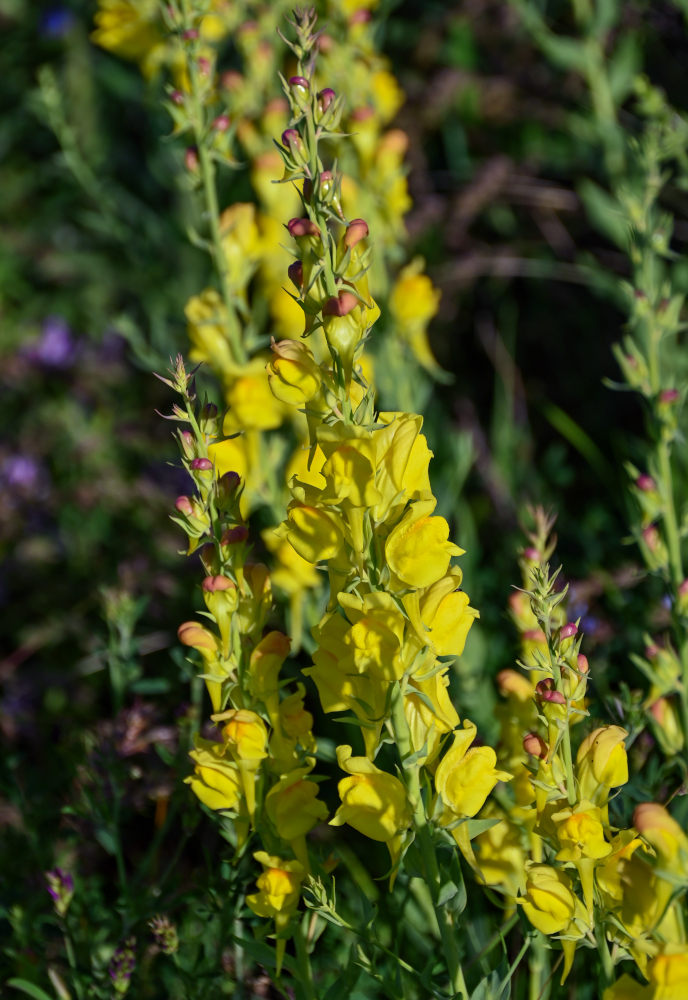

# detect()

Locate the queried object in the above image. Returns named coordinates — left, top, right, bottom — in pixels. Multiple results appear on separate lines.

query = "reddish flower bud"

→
left=344, top=218, right=369, bottom=249
left=170, top=90, right=184, bottom=106
left=184, top=147, right=199, bottom=172
left=282, top=128, right=303, bottom=151
left=221, top=525, right=249, bottom=545
left=660, top=389, right=679, bottom=404
left=289, top=75, right=310, bottom=90
left=536, top=679, right=566, bottom=704
left=287, top=217, right=321, bottom=239
left=317, top=88, right=336, bottom=112
left=197, top=56, right=211, bottom=77
left=182, top=28, right=199, bottom=41
left=523, top=733, right=548, bottom=759
left=350, top=8, right=372, bottom=24
left=191, top=457, right=213, bottom=471
left=523, top=547, right=540, bottom=562
left=577, top=654, right=589, bottom=674
left=350, top=105, right=374, bottom=123
left=643, top=524, right=660, bottom=551
left=179, top=430, right=195, bottom=458
left=221, top=70, right=243, bottom=92
left=680, top=580, right=688, bottom=598
left=560, top=622, right=578, bottom=640
left=212, top=114, right=230, bottom=132
left=175, top=495, right=193, bottom=515
left=323, top=290, right=359, bottom=317
left=636, top=474, right=656, bottom=491
left=287, top=260, right=304, bottom=288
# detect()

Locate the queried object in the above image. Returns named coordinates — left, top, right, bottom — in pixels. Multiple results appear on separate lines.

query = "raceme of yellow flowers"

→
left=123, top=2, right=688, bottom=994
left=472, top=512, right=688, bottom=994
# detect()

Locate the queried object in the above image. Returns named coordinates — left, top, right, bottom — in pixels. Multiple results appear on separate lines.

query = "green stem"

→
left=596, top=924, right=615, bottom=989
left=389, top=686, right=469, bottom=1000
left=293, top=922, right=317, bottom=1000
left=61, top=917, right=84, bottom=1000
left=657, top=438, right=684, bottom=589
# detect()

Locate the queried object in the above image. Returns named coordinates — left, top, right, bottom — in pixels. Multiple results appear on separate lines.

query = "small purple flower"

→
left=109, top=937, right=136, bottom=995
left=24, top=317, right=76, bottom=369
left=2, top=455, right=41, bottom=491
left=45, top=868, right=74, bottom=916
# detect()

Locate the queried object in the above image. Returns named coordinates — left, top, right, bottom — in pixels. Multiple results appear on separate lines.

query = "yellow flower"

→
left=373, top=412, right=433, bottom=520
left=403, top=569, right=478, bottom=657
left=474, top=812, right=527, bottom=900
left=283, top=503, right=345, bottom=564
left=604, top=948, right=688, bottom=1000
left=267, top=339, right=322, bottom=406
left=576, top=725, right=629, bottom=804
left=186, top=738, right=242, bottom=813
left=219, top=203, right=262, bottom=292
left=247, top=631, right=291, bottom=722
left=389, top=260, right=442, bottom=373
left=224, top=361, right=286, bottom=431
left=265, top=769, right=328, bottom=841
left=633, top=802, right=688, bottom=875
left=518, top=863, right=588, bottom=982
left=92, top=0, right=166, bottom=78
left=218, top=709, right=268, bottom=763
left=552, top=800, right=612, bottom=912
left=186, top=289, right=236, bottom=377
left=436, top=720, right=511, bottom=818
left=386, top=500, right=464, bottom=588
left=404, top=664, right=460, bottom=764
left=330, top=745, right=412, bottom=871
left=246, top=852, right=305, bottom=973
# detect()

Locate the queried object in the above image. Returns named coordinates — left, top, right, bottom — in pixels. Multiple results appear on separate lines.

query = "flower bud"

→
left=344, top=218, right=369, bottom=249
left=46, top=868, right=74, bottom=917
left=560, top=622, right=578, bottom=641
left=109, top=937, right=136, bottom=995
left=287, top=260, right=303, bottom=289
left=315, top=87, right=341, bottom=127
left=179, top=429, right=195, bottom=458
left=184, top=147, right=199, bottom=172
left=288, top=75, right=310, bottom=110
left=282, top=128, right=305, bottom=158
left=216, top=470, right=241, bottom=510
left=287, top=217, right=320, bottom=240
left=170, top=90, right=184, bottom=106
left=221, top=524, right=249, bottom=545
left=190, top=457, right=213, bottom=475
left=212, top=113, right=230, bottom=132
left=175, top=495, right=193, bottom=516
left=536, top=679, right=566, bottom=704
left=523, top=733, right=548, bottom=759
left=197, top=56, right=211, bottom=77
left=148, top=915, right=179, bottom=956
left=577, top=653, right=589, bottom=674
left=636, top=474, right=656, bottom=491
left=182, top=28, right=198, bottom=41
left=660, top=388, right=679, bottom=404
left=323, top=290, right=358, bottom=317
left=648, top=697, right=684, bottom=755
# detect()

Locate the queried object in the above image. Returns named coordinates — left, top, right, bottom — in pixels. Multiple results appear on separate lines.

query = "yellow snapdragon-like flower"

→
left=219, top=202, right=263, bottom=293
left=389, top=259, right=442, bottom=374
left=436, top=720, right=511, bottom=819
left=552, top=800, right=612, bottom=912
left=604, top=948, right=688, bottom=1000
left=403, top=569, right=479, bottom=657
left=246, top=852, right=305, bottom=973
left=576, top=726, right=629, bottom=805
left=633, top=802, right=688, bottom=876
left=518, top=863, right=588, bottom=982
left=265, top=768, right=328, bottom=854
left=186, top=737, right=243, bottom=813
left=386, top=500, right=464, bottom=589
left=267, top=339, right=323, bottom=406
left=330, top=745, right=412, bottom=872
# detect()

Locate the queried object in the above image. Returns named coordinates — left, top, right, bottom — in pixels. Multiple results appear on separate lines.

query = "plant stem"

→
left=293, top=921, right=318, bottom=1000
left=390, top=685, right=469, bottom=1000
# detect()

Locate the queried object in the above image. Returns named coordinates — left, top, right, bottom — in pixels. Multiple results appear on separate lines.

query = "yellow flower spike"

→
left=267, top=339, right=323, bottom=406
left=552, top=800, right=612, bottom=912
left=373, top=412, right=433, bottom=520
left=284, top=503, right=345, bottom=564
left=246, top=852, right=305, bottom=976
left=386, top=499, right=464, bottom=589
left=330, top=745, right=412, bottom=876
left=248, top=630, right=291, bottom=723
left=633, top=802, right=688, bottom=875
left=576, top=726, right=629, bottom=805
left=518, top=863, right=585, bottom=935
left=321, top=438, right=382, bottom=510
left=474, top=812, right=528, bottom=900
left=435, top=720, right=512, bottom=819
left=265, top=768, right=328, bottom=868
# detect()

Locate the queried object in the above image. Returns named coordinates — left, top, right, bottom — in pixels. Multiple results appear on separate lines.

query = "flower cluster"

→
left=475, top=510, right=688, bottom=991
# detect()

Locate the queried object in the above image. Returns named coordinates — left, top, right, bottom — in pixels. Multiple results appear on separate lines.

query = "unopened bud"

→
left=216, top=470, right=241, bottom=509
left=344, top=218, right=369, bottom=249
left=222, top=525, right=249, bottom=545
left=350, top=8, right=372, bottom=24
left=179, top=430, right=195, bottom=458
left=522, top=547, right=540, bottom=562
left=282, top=128, right=305, bottom=155
left=212, top=114, right=230, bottom=132
left=523, top=733, right=548, bottom=759
left=184, top=147, right=199, bottom=172
left=170, top=90, right=184, bottom=106
left=190, top=457, right=213, bottom=472
left=288, top=75, right=310, bottom=108
left=536, top=678, right=566, bottom=704
left=636, top=474, right=656, bottom=491
left=318, top=87, right=336, bottom=112
left=660, top=389, right=679, bottom=404
left=182, top=28, right=199, bottom=41
left=202, top=574, right=235, bottom=593
left=287, top=260, right=304, bottom=288
left=149, top=915, right=178, bottom=956
left=323, top=290, right=359, bottom=317
left=643, top=524, right=660, bottom=552
left=46, top=868, right=74, bottom=917
left=287, top=217, right=321, bottom=239
left=221, top=70, right=243, bottom=92
left=175, top=496, right=194, bottom=515
left=560, top=622, right=578, bottom=641
left=577, top=653, right=589, bottom=674
left=197, top=56, right=211, bottom=77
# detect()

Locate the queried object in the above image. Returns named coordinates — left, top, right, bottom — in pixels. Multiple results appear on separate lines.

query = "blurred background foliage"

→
left=2, top=0, right=687, bottom=995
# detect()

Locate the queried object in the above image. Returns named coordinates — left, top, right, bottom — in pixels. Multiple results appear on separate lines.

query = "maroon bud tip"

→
left=221, top=525, right=249, bottom=545
left=523, top=547, right=540, bottom=561
left=212, top=114, right=230, bottom=132
left=182, top=28, right=199, bottom=40
left=634, top=289, right=646, bottom=300
left=560, top=622, right=578, bottom=640
left=190, top=457, right=213, bottom=471
left=287, top=260, right=304, bottom=288
left=577, top=653, right=589, bottom=674
left=202, top=402, right=218, bottom=419
left=170, top=90, right=184, bottom=106
left=636, top=474, right=656, bottom=492
left=175, top=496, right=193, bottom=515
left=289, top=75, right=310, bottom=89
left=282, top=128, right=301, bottom=148
left=660, top=389, right=679, bottom=404
left=221, top=70, right=243, bottom=91
left=218, top=470, right=241, bottom=490
left=184, top=147, right=199, bottom=172
left=317, top=87, right=336, bottom=111
left=645, top=644, right=659, bottom=659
